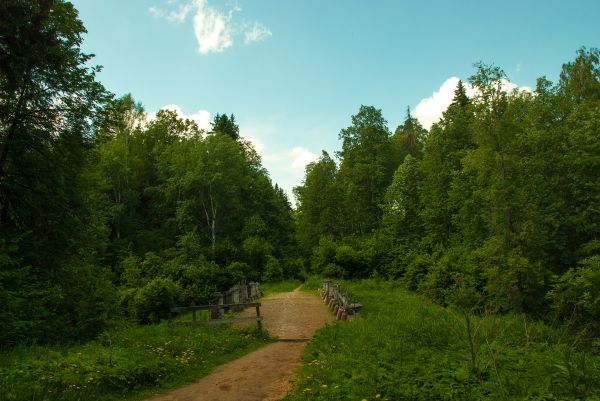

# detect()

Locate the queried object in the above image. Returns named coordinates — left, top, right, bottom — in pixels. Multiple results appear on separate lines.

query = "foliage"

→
left=295, top=48, right=600, bottom=333
left=260, top=279, right=303, bottom=295
left=0, top=0, right=114, bottom=345
left=547, top=256, right=600, bottom=336
left=0, top=322, right=270, bottom=401
left=285, top=280, right=600, bottom=401
left=130, top=277, right=182, bottom=324
left=262, top=255, right=284, bottom=283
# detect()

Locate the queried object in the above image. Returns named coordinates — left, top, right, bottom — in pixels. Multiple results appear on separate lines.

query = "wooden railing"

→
left=319, top=279, right=362, bottom=320
left=170, top=302, right=262, bottom=328
left=170, top=281, right=263, bottom=328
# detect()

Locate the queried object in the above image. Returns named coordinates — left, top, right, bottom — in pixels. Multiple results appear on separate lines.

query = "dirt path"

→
left=146, top=287, right=333, bottom=401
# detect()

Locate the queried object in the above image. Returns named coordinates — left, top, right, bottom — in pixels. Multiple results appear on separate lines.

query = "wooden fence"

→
left=319, top=279, right=362, bottom=320
left=170, top=281, right=263, bottom=328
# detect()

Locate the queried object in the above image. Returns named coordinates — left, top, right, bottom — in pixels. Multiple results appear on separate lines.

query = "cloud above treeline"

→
left=147, top=104, right=212, bottom=131
left=413, top=77, right=532, bottom=130
left=149, top=0, right=272, bottom=54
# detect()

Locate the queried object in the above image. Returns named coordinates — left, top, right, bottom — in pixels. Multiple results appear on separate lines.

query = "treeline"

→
left=0, top=0, right=298, bottom=346
left=295, top=49, right=600, bottom=334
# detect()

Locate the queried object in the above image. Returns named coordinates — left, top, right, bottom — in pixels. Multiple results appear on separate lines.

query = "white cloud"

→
left=148, top=104, right=212, bottom=131
left=290, top=147, right=318, bottom=170
left=150, top=0, right=270, bottom=54
left=413, top=77, right=461, bottom=130
left=413, top=77, right=532, bottom=130
left=149, top=5, right=165, bottom=18
left=192, top=0, right=234, bottom=54
left=168, top=3, right=194, bottom=23
left=244, top=22, right=272, bottom=44
left=244, top=135, right=265, bottom=153
left=238, top=119, right=318, bottom=205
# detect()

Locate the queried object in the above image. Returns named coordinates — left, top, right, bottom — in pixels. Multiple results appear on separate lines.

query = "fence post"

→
left=211, top=292, right=223, bottom=319
left=255, top=304, right=262, bottom=330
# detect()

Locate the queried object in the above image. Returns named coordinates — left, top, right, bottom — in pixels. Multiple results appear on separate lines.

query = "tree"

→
left=211, top=113, right=240, bottom=141
left=0, top=0, right=113, bottom=344
left=382, top=155, right=423, bottom=240
left=419, top=80, right=474, bottom=247
left=294, top=151, right=342, bottom=254
left=337, top=105, right=394, bottom=234
left=0, top=0, right=109, bottom=230
left=391, top=107, right=427, bottom=162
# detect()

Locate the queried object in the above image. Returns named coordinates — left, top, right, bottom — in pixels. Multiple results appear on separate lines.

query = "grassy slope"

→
left=0, top=322, right=271, bottom=401
left=287, top=279, right=600, bottom=401
left=261, top=279, right=303, bottom=295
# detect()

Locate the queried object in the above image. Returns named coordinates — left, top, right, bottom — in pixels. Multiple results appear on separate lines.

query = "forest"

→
left=0, top=0, right=297, bottom=345
left=295, top=54, right=600, bottom=335
left=0, top=1, right=599, bottom=399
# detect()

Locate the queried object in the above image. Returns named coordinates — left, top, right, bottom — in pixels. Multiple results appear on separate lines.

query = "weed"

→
left=285, top=279, right=600, bottom=401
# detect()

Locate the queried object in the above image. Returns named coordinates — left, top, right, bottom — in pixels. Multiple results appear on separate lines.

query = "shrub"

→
left=263, top=256, right=284, bottom=282
left=547, top=255, right=600, bottom=335
left=131, top=278, right=182, bottom=323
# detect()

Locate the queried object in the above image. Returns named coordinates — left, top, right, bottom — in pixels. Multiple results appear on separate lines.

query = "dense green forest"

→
left=294, top=51, right=600, bottom=337
left=1, top=0, right=599, bottom=353
left=0, top=0, right=297, bottom=346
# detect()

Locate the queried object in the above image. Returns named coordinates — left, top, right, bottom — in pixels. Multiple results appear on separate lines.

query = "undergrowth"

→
left=261, top=279, right=303, bottom=295
left=285, top=279, right=600, bottom=401
left=0, top=322, right=271, bottom=401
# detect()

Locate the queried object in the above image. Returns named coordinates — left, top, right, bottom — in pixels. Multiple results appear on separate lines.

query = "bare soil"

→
left=145, top=287, right=333, bottom=401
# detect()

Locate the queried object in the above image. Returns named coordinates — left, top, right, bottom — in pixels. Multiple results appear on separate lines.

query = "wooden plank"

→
left=172, top=316, right=262, bottom=326
left=171, top=302, right=261, bottom=313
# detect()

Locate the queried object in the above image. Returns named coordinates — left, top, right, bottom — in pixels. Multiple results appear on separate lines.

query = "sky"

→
left=71, top=0, right=600, bottom=202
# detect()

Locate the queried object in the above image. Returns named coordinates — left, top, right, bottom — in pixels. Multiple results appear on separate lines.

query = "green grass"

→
left=300, top=276, right=323, bottom=292
left=0, top=321, right=272, bottom=401
left=261, top=279, right=303, bottom=295
left=285, top=279, right=600, bottom=401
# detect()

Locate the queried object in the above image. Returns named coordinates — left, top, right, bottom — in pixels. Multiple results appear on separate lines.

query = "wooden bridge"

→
left=170, top=281, right=263, bottom=328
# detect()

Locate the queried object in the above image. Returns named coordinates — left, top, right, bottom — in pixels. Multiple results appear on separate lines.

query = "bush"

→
left=322, top=263, right=344, bottom=279
left=262, top=256, right=284, bottom=282
left=311, top=236, right=338, bottom=274
left=547, top=255, right=600, bottom=335
left=131, top=278, right=182, bottom=323
left=226, top=261, right=252, bottom=283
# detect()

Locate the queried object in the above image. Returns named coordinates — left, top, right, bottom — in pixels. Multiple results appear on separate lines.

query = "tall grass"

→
left=0, top=321, right=271, bottom=401
left=261, top=279, right=303, bottom=295
left=285, top=279, right=600, bottom=401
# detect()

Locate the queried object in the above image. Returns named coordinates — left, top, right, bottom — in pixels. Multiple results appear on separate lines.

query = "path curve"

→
left=146, top=287, right=333, bottom=401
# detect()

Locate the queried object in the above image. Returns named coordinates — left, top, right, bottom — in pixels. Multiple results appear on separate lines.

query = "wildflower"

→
left=376, top=395, right=381, bottom=399
left=322, top=384, right=328, bottom=388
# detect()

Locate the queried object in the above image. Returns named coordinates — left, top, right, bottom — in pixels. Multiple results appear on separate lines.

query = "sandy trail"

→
left=146, top=287, right=333, bottom=401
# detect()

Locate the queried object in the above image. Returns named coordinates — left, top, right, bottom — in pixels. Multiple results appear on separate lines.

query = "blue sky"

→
left=72, top=0, right=600, bottom=201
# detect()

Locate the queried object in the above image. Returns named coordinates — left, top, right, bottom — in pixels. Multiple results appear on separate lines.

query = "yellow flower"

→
left=322, top=384, right=328, bottom=388
left=376, top=395, right=381, bottom=400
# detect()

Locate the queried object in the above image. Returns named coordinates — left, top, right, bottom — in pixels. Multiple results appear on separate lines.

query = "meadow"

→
left=0, top=322, right=270, bottom=401
left=286, top=279, right=600, bottom=401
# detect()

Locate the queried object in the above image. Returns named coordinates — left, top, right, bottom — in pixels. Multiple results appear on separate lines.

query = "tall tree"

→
left=391, top=107, right=427, bottom=163
left=338, top=105, right=394, bottom=234
left=211, top=113, right=240, bottom=141
left=294, top=151, right=342, bottom=253
left=419, top=80, right=474, bottom=247
left=0, top=0, right=113, bottom=344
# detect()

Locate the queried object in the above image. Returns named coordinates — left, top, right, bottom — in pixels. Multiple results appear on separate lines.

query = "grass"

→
left=285, top=279, right=600, bottom=401
left=0, top=320, right=272, bottom=401
left=261, top=279, right=303, bottom=295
